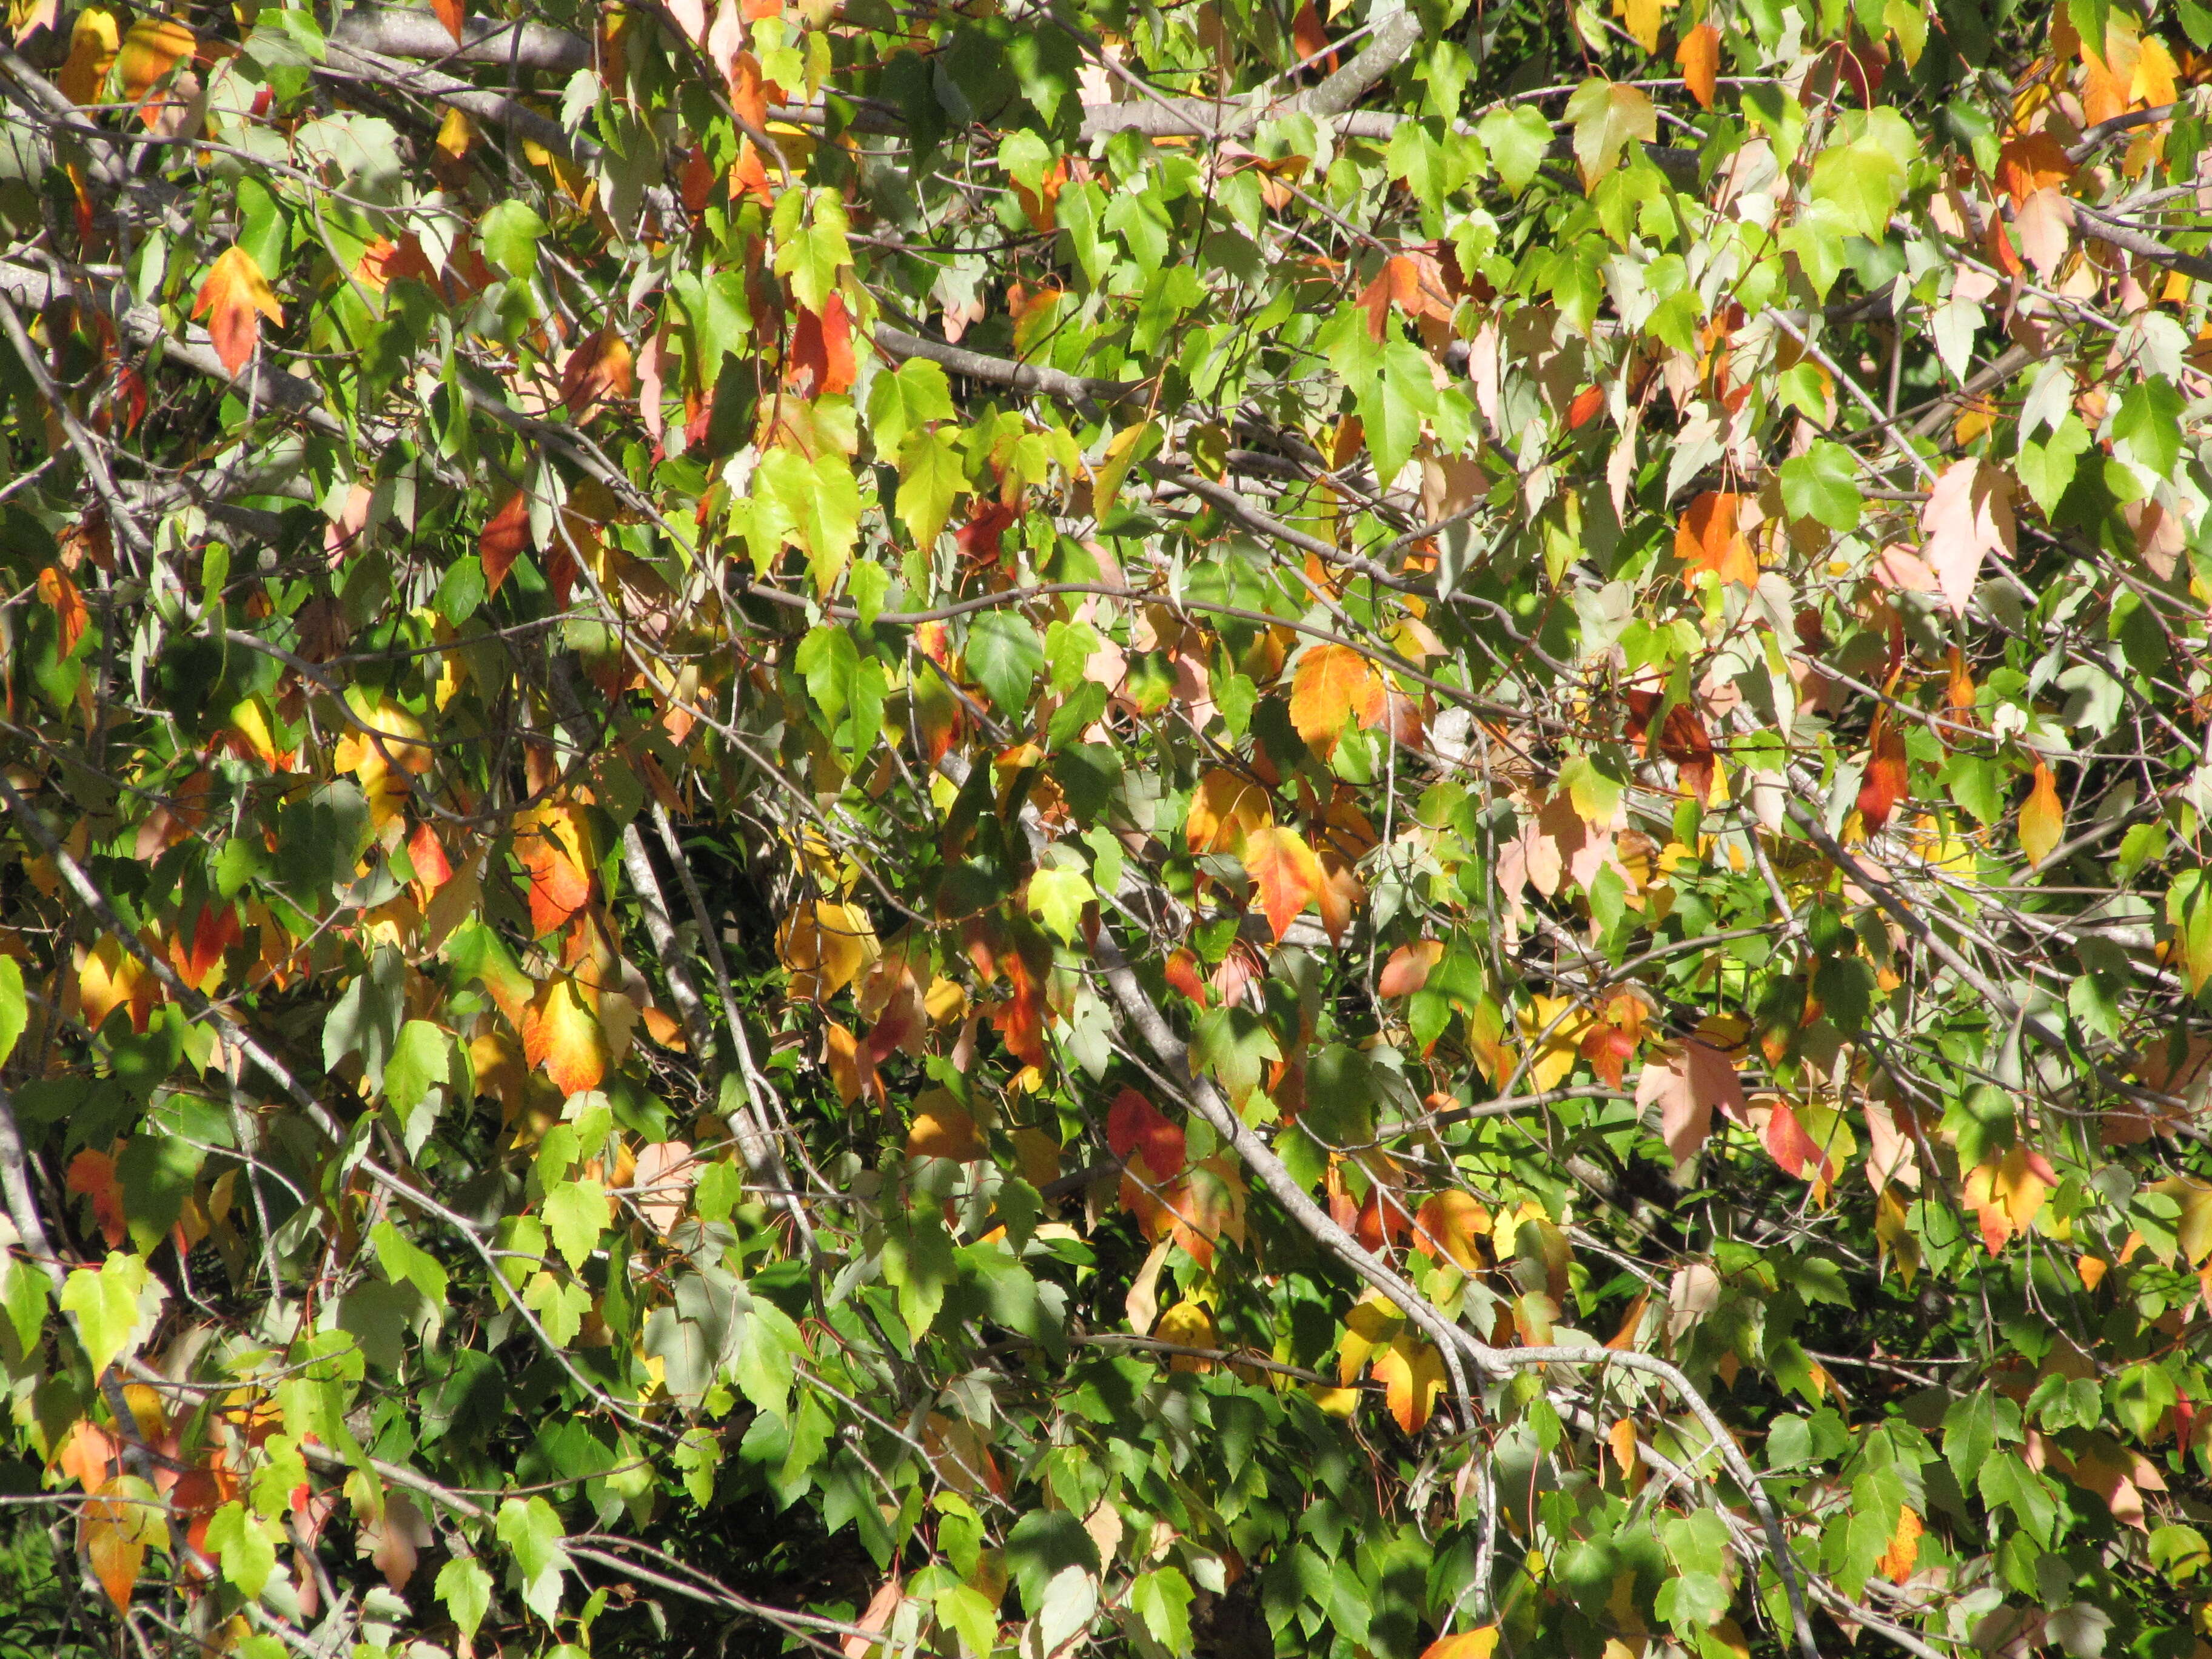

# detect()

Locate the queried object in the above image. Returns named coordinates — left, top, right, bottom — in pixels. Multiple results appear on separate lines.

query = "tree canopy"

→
left=1, top=0, right=2210, bottom=1657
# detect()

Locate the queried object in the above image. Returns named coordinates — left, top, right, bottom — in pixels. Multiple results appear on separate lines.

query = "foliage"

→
left=0, top=0, right=2209, bottom=1657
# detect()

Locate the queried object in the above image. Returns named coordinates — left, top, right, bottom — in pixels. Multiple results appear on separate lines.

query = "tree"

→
left=0, top=0, right=2208, bottom=1654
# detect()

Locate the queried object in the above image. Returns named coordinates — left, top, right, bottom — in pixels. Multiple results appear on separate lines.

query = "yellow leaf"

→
left=1614, top=0, right=1671, bottom=53
left=1289, top=645, right=1384, bottom=755
left=1187, top=768, right=1271, bottom=855
left=1412, top=1190, right=1489, bottom=1273
left=908, top=1090, right=985, bottom=1162
left=1241, top=825, right=1321, bottom=941
left=83, top=1475, right=164, bottom=1609
left=522, top=974, right=608, bottom=1097
left=1516, top=995, right=1592, bottom=1091
left=2019, top=760, right=2063, bottom=868
left=75, top=935, right=150, bottom=1032
left=1372, top=1332, right=1446, bottom=1432
left=1153, top=1299, right=1218, bottom=1372
left=1091, top=420, right=1152, bottom=520
left=778, top=899, right=879, bottom=1000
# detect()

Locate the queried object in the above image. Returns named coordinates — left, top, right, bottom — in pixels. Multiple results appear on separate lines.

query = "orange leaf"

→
left=1168, top=1153, right=1248, bottom=1269
left=1675, top=491, right=1756, bottom=586
left=38, top=565, right=88, bottom=657
left=1289, top=645, right=1384, bottom=754
left=1378, top=939, right=1443, bottom=998
left=1566, top=385, right=1604, bottom=429
left=1676, top=22, right=1719, bottom=108
left=1187, top=768, right=1271, bottom=856
left=786, top=293, right=857, bottom=398
left=180, top=902, right=240, bottom=991
left=1412, top=1191, right=1489, bottom=1272
left=432, top=0, right=465, bottom=45
left=479, top=492, right=530, bottom=595
left=1420, top=1630, right=1500, bottom=1659
left=1290, top=0, right=1334, bottom=69
left=522, top=974, right=608, bottom=1096
left=1857, top=713, right=1909, bottom=831
left=1879, top=1506, right=1923, bottom=1581
left=407, top=822, right=454, bottom=893
left=1164, top=947, right=1209, bottom=1007
left=67, top=1149, right=128, bottom=1249
left=84, top=1478, right=151, bottom=1609
left=117, top=16, right=193, bottom=104
left=1998, top=133, right=2074, bottom=206
left=1241, top=825, right=1321, bottom=940
left=558, top=329, right=635, bottom=418
left=514, top=802, right=595, bottom=937
left=1314, top=845, right=1363, bottom=945
left=190, top=247, right=282, bottom=377
left=2020, top=760, right=2063, bottom=867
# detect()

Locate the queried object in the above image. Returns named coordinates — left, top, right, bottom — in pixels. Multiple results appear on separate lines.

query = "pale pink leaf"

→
left=632, top=1140, right=697, bottom=1235
left=1920, top=459, right=2015, bottom=618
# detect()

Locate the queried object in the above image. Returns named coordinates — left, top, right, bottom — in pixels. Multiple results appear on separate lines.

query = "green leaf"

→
left=867, top=357, right=956, bottom=455
left=1808, top=141, right=1906, bottom=240
left=1978, top=1452, right=2057, bottom=1547
left=0, top=1257, right=49, bottom=1357
left=773, top=190, right=853, bottom=313
left=1027, top=865, right=1094, bottom=943
left=1564, top=78, right=1657, bottom=186
left=370, top=1217, right=448, bottom=1303
left=496, top=1495, right=569, bottom=1623
left=1005, top=1509, right=1099, bottom=1612
left=436, top=1556, right=495, bottom=1641
left=384, top=1019, right=451, bottom=1116
left=1188, top=1006, right=1281, bottom=1107
left=2017, top=416, right=2091, bottom=517
left=1780, top=441, right=1863, bottom=531
left=478, top=201, right=548, bottom=279
left=1478, top=106, right=1553, bottom=193
left=936, top=1582, right=999, bottom=1657
left=61, top=1252, right=155, bottom=1376
left=897, top=427, right=967, bottom=548
left=759, top=448, right=862, bottom=597
left=0, top=956, right=24, bottom=1067
left=965, top=612, right=1045, bottom=716
left=2113, top=376, right=2184, bottom=477
left=1131, top=1566, right=1194, bottom=1650
left=203, top=1501, right=278, bottom=1599
left=543, top=1178, right=609, bottom=1271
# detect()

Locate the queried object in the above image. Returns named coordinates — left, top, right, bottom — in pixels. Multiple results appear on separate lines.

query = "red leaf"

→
left=786, top=293, right=857, bottom=398
left=181, top=903, right=240, bottom=990
left=1108, top=1088, right=1186, bottom=1184
left=1164, top=947, right=1210, bottom=1007
left=1290, top=0, right=1335, bottom=70
left=1857, top=714, right=1909, bottom=830
left=66, top=1149, right=128, bottom=1249
left=557, top=329, right=635, bottom=419
left=479, top=492, right=531, bottom=596
left=1566, top=385, right=1604, bottom=429
left=956, top=501, right=1019, bottom=568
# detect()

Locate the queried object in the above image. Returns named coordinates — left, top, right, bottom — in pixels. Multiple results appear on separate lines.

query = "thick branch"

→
left=329, top=6, right=593, bottom=75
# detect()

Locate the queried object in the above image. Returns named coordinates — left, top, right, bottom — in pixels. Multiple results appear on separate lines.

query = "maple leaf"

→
left=514, top=802, right=595, bottom=938
left=190, top=247, right=283, bottom=376
left=787, top=294, right=857, bottom=399
left=67, top=1149, right=127, bottom=1248
left=1857, top=712, right=1909, bottom=831
left=1378, top=939, right=1443, bottom=997
left=1920, top=458, right=2015, bottom=618
left=432, top=0, right=465, bottom=45
left=1997, top=133, right=2074, bottom=205
left=1421, top=1627, right=1500, bottom=1659
left=84, top=1477, right=158, bottom=1609
left=1676, top=22, right=1719, bottom=108
left=1186, top=768, right=1270, bottom=856
left=1878, top=1506, right=1923, bottom=1581
left=178, top=902, right=240, bottom=992
left=521, top=974, right=608, bottom=1096
left=908, top=1093, right=986, bottom=1161
left=1154, top=1299, right=1219, bottom=1372
left=1372, top=1332, right=1446, bottom=1433
left=1108, top=1088, right=1186, bottom=1184
left=37, top=565, right=87, bottom=658
left=1412, top=1191, right=1489, bottom=1272
left=1314, top=846, right=1363, bottom=944
left=1289, top=0, right=1333, bottom=69
left=1566, top=385, right=1604, bottom=429
left=1168, top=1154, right=1248, bottom=1269
left=480, top=492, right=531, bottom=596
left=1963, top=1144, right=2059, bottom=1253
left=2019, top=759, right=2063, bottom=867
left=1241, top=825, right=1322, bottom=941
left=558, top=329, right=635, bottom=419
left=1289, top=645, right=1384, bottom=755
left=1163, top=947, right=1209, bottom=1007
left=630, top=1141, right=697, bottom=1233
left=1634, top=1039, right=1747, bottom=1170
left=1675, top=491, right=1757, bottom=586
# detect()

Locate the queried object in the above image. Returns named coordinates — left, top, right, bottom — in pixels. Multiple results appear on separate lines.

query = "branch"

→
left=328, top=6, right=592, bottom=75
left=874, top=323, right=1139, bottom=407
left=2070, top=199, right=2212, bottom=286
